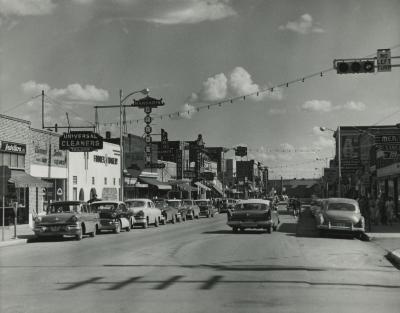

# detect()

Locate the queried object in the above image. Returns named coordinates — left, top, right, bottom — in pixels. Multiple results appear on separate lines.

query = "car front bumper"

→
left=227, top=220, right=272, bottom=228
left=318, top=224, right=364, bottom=232
left=33, top=225, right=81, bottom=237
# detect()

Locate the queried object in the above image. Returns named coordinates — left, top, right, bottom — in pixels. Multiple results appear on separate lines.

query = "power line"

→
left=1, top=94, right=42, bottom=114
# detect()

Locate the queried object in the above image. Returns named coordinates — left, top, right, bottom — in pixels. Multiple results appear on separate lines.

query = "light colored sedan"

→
left=315, top=198, right=365, bottom=236
left=125, top=198, right=164, bottom=228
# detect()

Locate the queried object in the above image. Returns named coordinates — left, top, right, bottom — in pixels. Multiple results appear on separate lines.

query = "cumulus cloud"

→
left=269, top=107, right=287, bottom=115
left=302, top=100, right=334, bottom=112
left=279, top=14, right=324, bottom=34
left=313, top=136, right=335, bottom=149
left=301, top=100, right=366, bottom=112
left=142, top=0, right=236, bottom=25
left=0, top=0, right=56, bottom=16
left=181, top=103, right=196, bottom=119
left=181, top=66, right=284, bottom=118
left=21, top=80, right=109, bottom=102
left=343, top=101, right=366, bottom=111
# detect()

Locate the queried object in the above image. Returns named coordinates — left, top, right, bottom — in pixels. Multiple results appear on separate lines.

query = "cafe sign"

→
left=59, top=131, right=103, bottom=152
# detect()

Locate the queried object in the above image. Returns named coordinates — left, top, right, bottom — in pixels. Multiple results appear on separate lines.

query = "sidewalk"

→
left=0, top=224, right=35, bottom=248
left=365, top=220, right=400, bottom=238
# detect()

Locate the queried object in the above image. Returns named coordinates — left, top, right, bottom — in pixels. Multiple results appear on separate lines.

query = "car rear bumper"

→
left=227, top=220, right=272, bottom=228
left=99, top=219, right=119, bottom=230
left=134, top=217, right=146, bottom=225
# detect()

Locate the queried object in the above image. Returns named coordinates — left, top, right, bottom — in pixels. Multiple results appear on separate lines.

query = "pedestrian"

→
left=385, top=196, right=395, bottom=226
left=373, top=197, right=381, bottom=225
left=358, top=195, right=368, bottom=219
left=377, top=194, right=387, bottom=225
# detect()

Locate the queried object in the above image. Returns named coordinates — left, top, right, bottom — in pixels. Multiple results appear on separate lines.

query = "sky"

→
left=1, top=0, right=400, bottom=179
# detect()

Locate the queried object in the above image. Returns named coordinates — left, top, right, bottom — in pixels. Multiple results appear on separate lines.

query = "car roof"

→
left=50, top=201, right=85, bottom=205
left=237, top=199, right=271, bottom=205
left=324, top=198, right=358, bottom=205
left=125, top=198, right=152, bottom=202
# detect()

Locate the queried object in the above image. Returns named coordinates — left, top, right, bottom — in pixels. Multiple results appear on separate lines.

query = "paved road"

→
left=1, top=210, right=399, bottom=313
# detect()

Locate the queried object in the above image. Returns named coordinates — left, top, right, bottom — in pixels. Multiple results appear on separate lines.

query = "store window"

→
left=92, top=177, right=95, bottom=185
left=73, top=176, right=77, bottom=184
left=104, top=177, right=107, bottom=185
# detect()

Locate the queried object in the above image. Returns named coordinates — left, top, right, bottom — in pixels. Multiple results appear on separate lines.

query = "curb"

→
left=0, top=238, right=28, bottom=248
left=387, top=249, right=400, bottom=269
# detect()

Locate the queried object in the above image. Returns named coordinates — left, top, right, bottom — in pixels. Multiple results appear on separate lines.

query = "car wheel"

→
left=272, top=224, right=277, bottom=231
left=266, top=226, right=272, bottom=234
left=75, top=230, right=83, bottom=240
left=155, top=218, right=159, bottom=227
left=143, top=219, right=148, bottom=229
left=130, top=218, right=135, bottom=229
left=95, top=225, right=101, bottom=235
left=114, top=221, right=121, bottom=233
left=125, top=220, right=131, bottom=232
left=232, top=227, right=238, bottom=233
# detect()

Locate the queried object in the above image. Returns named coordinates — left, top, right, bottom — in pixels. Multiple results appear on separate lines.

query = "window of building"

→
left=104, top=177, right=107, bottom=185
left=73, top=188, right=77, bottom=200
left=0, top=152, right=25, bottom=170
left=73, top=176, right=77, bottom=184
left=113, top=178, right=116, bottom=185
left=92, top=177, right=95, bottom=185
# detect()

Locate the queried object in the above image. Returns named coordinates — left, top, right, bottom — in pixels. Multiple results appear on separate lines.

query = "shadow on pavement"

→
left=203, top=229, right=269, bottom=235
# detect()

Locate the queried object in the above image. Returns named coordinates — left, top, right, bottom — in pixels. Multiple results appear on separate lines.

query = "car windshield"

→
left=167, top=201, right=181, bottom=208
left=126, top=201, right=146, bottom=208
left=327, top=203, right=356, bottom=211
left=47, top=203, right=80, bottom=214
left=153, top=200, right=166, bottom=207
left=90, top=203, right=118, bottom=211
left=235, top=203, right=269, bottom=211
left=182, top=200, right=192, bottom=205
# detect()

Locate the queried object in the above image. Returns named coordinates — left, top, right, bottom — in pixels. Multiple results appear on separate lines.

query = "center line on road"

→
left=153, top=275, right=184, bottom=290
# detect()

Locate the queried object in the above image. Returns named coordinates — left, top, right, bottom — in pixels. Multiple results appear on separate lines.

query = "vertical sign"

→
left=377, top=49, right=391, bottom=72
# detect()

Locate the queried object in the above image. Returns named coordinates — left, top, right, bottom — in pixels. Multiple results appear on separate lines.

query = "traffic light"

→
left=335, top=59, right=375, bottom=74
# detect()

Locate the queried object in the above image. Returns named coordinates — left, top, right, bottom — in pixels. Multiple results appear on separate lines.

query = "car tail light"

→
left=69, top=215, right=78, bottom=223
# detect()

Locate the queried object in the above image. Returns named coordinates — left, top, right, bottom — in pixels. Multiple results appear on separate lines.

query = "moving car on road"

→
left=227, top=199, right=280, bottom=233
left=315, top=198, right=365, bottom=236
left=125, top=198, right=164, bottom=228
left=90, top=201, right=133, bottom=234
left=219, top=198, right=236, bottom=213
left=195, top=199, right=217, bottom=218
left=33, top=201, right=98, bottom=240
left=181, top=199, right=200, bottom=220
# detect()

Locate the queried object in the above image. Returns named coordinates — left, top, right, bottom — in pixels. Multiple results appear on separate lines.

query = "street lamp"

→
left=119, top=88, right=150, bottom=201
left=320, top=126, right=341, bottom=197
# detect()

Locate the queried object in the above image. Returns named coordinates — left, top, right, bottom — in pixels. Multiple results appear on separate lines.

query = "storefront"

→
left=68, top=141, right=120, bottom=202
left=0, top=114, right=53, bottom=225
left=137, top=172, right=172, bottom=199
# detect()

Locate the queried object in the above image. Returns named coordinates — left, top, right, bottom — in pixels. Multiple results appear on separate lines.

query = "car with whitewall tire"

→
left=125, top=198, right=164, bottom=228
left=33, top=201, right=98, bottom=240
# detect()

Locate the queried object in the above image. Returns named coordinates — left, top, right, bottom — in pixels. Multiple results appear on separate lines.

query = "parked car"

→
left=125, top=198, right=164, bottom=228
left=90, top=201, right=133, bottom=234
left=33, top=201, right=98, bottom=240
left=195, top=199, right=217, bottom=218
left=315, top=198, right=365, bottom=236
left=227, top=199, right=280, bottom=233
left=181, top=199, right=200, bottom=220
left=310, top=199, right=325, bottom=217
left=219, top=198, right=236, bottom=213
left=155, top=199, right=182, bottom=223
left=276, top=201, right=289, bottom=212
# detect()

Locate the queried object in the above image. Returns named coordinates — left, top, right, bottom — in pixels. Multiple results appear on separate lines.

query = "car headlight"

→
left=138, top=210, right=145, bottom=217
left=69, top=215, right=78, bottom=223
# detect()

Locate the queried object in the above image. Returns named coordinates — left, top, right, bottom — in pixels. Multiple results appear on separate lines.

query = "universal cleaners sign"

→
left=0, top=140, right=26, bottom=155
left=59, top=131, right=103, bottom=152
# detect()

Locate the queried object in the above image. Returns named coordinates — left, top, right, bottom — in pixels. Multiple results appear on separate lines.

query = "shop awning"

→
left=209, top=184, right=224, bottom=196
left=9, top=170, right=52, bottom=188
left=138, top=177, right=172, bottom=190
left=194, top=181, right=211, bottom=191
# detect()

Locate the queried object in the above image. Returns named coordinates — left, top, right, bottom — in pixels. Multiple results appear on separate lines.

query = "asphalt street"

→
left=1, top=209, right=400, bottom=313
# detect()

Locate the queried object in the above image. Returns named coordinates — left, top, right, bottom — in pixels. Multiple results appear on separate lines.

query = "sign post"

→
left=377, top=49, right=391, bottom=72
left=1, top=166, right=11, bottom=241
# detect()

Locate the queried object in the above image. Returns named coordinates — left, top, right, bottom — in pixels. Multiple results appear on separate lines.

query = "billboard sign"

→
left=59, top=131, right=103, bottom=152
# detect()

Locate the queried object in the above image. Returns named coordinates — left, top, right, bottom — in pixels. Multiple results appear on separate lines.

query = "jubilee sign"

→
left=59, top=131, right=103, bottom=152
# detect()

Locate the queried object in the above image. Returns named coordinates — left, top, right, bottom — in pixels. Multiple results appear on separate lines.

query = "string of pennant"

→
left=95, top=67, right=334, bottom=127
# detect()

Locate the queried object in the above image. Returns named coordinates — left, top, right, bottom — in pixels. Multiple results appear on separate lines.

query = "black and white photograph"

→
left=1, top=0, right=400, bottom=312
